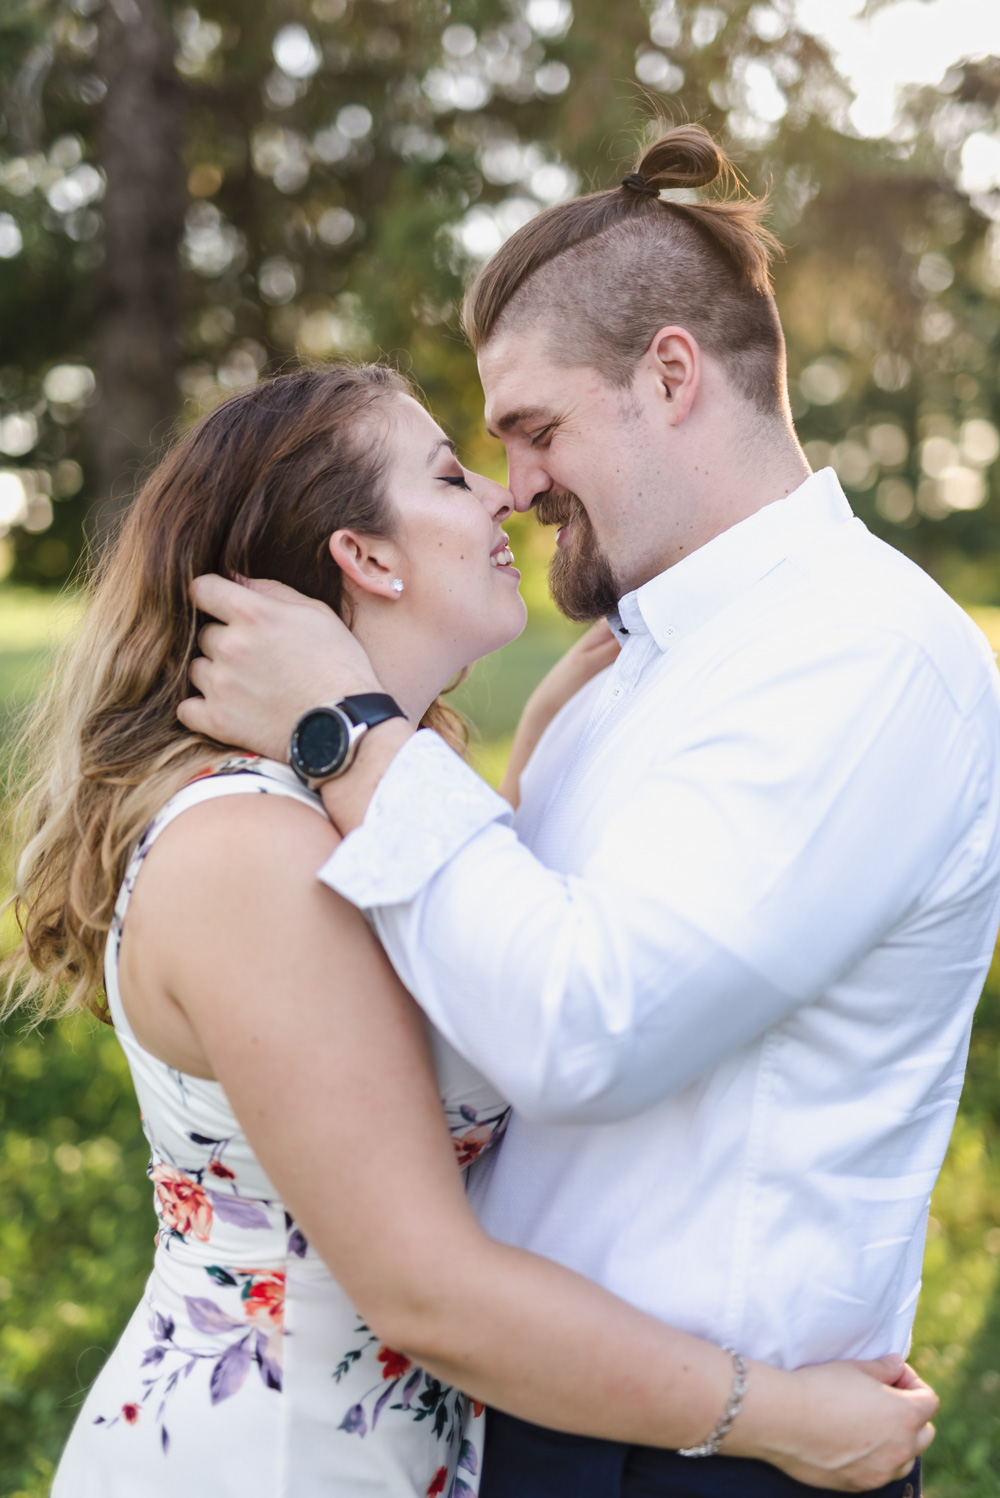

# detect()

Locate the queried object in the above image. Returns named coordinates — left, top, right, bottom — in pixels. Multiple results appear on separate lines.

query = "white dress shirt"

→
left=322, top=469, right=1000, bottom=1368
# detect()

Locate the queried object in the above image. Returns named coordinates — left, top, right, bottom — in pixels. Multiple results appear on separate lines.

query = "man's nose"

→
left=507, top=450, right=552, bottom=513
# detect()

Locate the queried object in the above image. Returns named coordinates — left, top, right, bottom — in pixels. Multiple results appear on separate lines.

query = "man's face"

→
left=479, top=325, right=669, bottom=619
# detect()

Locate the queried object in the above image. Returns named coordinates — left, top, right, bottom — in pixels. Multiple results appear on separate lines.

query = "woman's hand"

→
left=501, top=620, right=621, bottom=806
left=730, top=1353, right=937, bottom=1491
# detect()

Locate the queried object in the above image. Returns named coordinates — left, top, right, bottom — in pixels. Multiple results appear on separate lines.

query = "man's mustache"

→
left=535, top=490, right=586, bottom=529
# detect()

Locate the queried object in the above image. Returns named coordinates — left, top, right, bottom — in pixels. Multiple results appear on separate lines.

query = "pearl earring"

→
left=390, top=578, right=405, bottom=595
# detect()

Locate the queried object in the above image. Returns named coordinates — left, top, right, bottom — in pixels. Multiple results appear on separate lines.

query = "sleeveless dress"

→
left=52, top=758, right=510, bottom=1498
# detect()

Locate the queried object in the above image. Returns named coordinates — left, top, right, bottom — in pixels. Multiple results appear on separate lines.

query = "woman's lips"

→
left=490, top=535, right=515, bottom=568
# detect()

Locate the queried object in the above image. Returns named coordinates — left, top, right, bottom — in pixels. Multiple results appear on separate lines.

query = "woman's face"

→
left=379, top=396, right=527, bottom=665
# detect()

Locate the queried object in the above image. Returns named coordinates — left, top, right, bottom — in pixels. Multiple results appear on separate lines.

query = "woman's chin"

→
left=462, top=604, right=529, bottom=670
left=504, top=596, right=529, bottom=645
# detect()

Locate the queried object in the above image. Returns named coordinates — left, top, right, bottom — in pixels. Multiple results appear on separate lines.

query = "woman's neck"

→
left=351, top=610, right=452, bottom=725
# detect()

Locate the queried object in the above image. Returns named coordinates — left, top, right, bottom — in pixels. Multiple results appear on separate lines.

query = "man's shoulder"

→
left=770, top=520, right=998, bottom=719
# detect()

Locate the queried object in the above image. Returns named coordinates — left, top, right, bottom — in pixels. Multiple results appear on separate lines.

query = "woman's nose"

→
left=483, top=477, right=513, bottom=523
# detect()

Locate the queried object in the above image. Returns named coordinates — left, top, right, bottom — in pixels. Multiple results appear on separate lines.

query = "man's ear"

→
left=644, top=325, right=701, bottom=424
left=328, top=530, right=404, bottom=601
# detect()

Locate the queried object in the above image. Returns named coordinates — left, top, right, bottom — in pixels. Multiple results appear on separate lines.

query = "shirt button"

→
left=611, top=687, right=621, bottom=698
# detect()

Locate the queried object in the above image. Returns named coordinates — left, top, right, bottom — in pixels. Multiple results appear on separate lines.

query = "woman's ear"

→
left=328, top=530, right=405, bottom=601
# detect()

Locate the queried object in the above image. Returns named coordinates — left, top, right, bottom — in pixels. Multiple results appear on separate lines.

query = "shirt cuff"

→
left=318, top=728, right=514, bottom=907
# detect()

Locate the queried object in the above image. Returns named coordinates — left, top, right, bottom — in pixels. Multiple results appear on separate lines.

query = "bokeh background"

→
left=3, top=0, right=1000, bottom=1492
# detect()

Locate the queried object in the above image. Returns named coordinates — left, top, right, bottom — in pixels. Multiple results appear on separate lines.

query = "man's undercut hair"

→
left=462, top=124, right=786, bottom=414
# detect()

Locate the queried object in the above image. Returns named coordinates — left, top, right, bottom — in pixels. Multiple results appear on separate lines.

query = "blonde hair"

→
left=2, top=364, right=467, bottom=1026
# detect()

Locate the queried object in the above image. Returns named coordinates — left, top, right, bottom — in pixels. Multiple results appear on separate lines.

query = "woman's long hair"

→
left=2, top=363, right=467, bottom=1025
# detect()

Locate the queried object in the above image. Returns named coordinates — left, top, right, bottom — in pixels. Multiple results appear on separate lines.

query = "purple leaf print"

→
left=459, top=1104, right=478, bottom=1122
left=210, top=1335, right=253, bottom=1405
left=287, top=1226, right=308, bottom=1258
left=454, top=1481, right=476, bottom=1497
left=185, top=1296, right=244, bottom=1334
left=161, top=1426, right=170, bottom=1454
left=339, top=1402, right=367, bottom=1436
left=254, top=1330, right=283, bottom=1392
left=372, top=1378, right=399, bottom=1430
left=188, top=1132, right=223, bottom=1145
left=399, top=1369, right=423, bottom=1408
left=153, top=1311, right=175, bottom=1341
left=458, top=1439, right=478, bottom=1475
left=207, top=1191, right=271, bottom=1229
left=141, top=1345, right=167, bottom=1367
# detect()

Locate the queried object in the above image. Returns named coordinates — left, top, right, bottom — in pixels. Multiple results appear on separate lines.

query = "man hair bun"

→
left=630, top=124, right=726, bottom=194
left=461, top=119, right=779, bottom=358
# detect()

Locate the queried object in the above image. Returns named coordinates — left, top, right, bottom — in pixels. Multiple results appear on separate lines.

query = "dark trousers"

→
left=481, top=1410, right=921, bottom=1498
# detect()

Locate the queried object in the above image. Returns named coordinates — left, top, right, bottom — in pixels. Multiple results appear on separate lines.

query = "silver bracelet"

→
left=677, top=1346, right=749, bottom=1458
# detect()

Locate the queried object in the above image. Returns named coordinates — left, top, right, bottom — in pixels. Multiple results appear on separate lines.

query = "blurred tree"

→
left=0, top=0, right=998, bottom=591
left=90, top=0, right=185, bottom=546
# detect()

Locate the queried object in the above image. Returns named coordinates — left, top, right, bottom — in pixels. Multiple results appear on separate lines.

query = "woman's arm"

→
left=127, top=794, right=935, bottom=1490
left=500, top=620, right=620, bottom=807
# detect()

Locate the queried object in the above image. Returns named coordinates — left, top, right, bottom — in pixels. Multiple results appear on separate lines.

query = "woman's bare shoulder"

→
left=133, top=788, right=343, bottom=914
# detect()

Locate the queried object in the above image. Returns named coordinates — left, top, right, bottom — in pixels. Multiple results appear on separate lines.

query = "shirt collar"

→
left=609, top=468, right=854, bottom=651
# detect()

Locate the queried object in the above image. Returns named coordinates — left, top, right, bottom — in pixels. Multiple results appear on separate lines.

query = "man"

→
left=179, top=125, right=1000, bottom=1496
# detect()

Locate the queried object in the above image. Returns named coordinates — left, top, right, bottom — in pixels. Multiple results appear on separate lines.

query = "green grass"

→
left=1, top=587, right=1000, bottom=1494
left=0, top=589, right=82, bottom=756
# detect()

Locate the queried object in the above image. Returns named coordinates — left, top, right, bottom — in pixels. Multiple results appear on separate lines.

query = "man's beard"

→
left=535, top=491, right=621, bottom=623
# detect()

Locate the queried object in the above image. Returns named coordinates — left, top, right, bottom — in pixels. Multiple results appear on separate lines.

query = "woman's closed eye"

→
left=440, top=473, right=472, bottom=491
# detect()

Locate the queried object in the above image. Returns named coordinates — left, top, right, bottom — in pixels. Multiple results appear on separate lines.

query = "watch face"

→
left=295, top=709, right=350, bottom=778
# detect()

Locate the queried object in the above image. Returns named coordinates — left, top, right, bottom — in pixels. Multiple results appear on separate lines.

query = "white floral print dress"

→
left=52, top=759, right=509, bottom=1498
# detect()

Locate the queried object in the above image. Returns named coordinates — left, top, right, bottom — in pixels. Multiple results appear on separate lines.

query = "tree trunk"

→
left=89, top=0, right=185, bottom=550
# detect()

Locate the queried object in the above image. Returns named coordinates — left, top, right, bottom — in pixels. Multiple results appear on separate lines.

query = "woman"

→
left=4, top=365, right=935, bottom=1497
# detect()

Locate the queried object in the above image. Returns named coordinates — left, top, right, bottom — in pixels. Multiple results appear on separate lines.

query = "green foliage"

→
left=1, top=0, right=999, bottom=587
left=0, top=1016, right=152, bottom=1495
left=911, top=949, right=1000, bottom=1496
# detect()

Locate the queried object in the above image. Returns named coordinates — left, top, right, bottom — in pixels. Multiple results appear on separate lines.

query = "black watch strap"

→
left=338, top=693, right=407, bottom=730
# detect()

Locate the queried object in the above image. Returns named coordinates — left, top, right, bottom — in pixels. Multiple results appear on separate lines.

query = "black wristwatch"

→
left=288, top=693, right=407, bottom=789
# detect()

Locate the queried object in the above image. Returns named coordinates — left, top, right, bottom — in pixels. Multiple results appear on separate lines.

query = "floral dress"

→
left=52, top=759, right=509, bottom=1498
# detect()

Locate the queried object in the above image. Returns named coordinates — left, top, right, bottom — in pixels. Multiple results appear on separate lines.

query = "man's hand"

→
left=177, top=575, right=383, bottom=759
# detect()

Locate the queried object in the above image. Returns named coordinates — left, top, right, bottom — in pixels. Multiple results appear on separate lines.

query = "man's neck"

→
left=624, top=439, right=811, bottom=593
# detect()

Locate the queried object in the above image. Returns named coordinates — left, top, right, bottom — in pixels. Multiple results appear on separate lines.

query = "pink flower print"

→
left=453, top=1124, right=495, bottom=1168
left=242, top=1271, right=285, bottom=1334
left=151, top=1165, right=213, bottom=1241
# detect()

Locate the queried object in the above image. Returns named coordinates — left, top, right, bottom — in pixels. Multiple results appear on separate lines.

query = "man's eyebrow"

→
left=426, top=437, right=457, bottom=466
left=487, top=406, right=553, bottom=438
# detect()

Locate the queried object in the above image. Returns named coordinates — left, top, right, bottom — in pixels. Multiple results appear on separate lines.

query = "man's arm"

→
left=180, top=576, right=987, bottom=1124
left=323, top=627, right=985, bottom=1123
